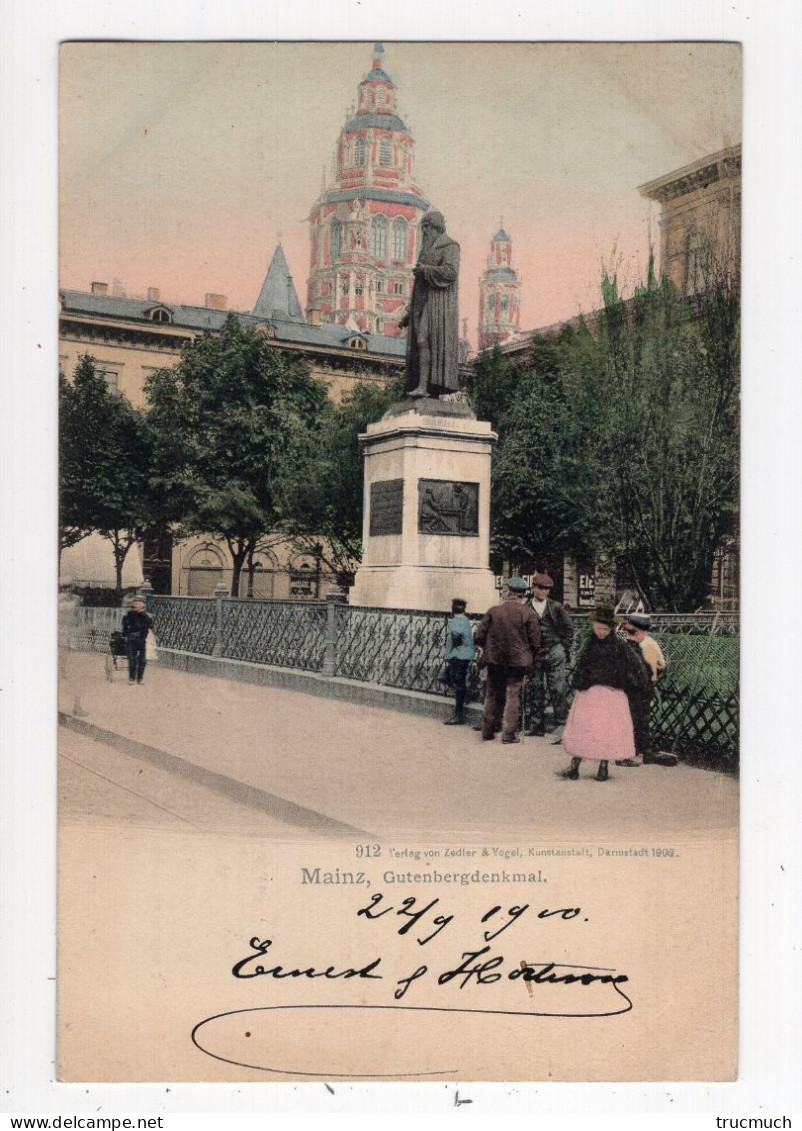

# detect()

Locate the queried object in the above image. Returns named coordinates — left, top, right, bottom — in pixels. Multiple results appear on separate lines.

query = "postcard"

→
left=55, top=40, right=740, bottom=1085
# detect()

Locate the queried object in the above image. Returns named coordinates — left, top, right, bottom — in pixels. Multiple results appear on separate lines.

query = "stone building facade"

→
left=305, top=44, right=430, bottom=336
left=59, top=246, right=405, bottom=598
left=638, top=144, right=741, bottom=296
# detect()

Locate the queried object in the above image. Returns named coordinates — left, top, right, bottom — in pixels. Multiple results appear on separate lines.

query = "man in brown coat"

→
left=474, top=578, right=542, bottom=743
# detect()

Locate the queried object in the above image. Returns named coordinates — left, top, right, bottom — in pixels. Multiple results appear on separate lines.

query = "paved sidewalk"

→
left=59, top=651, right=738, bottom=843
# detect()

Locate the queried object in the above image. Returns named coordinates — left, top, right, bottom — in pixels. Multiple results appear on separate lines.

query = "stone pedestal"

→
left=350, top=398, right=498, bottom=612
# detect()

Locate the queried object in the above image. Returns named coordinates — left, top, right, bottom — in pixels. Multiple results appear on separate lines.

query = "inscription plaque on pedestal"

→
left=418, top=479, right=479, bottom=536
left=369, top=478, right=404, bottom=536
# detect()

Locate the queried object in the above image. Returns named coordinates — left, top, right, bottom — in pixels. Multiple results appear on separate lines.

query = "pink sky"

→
left=59, top=42, right=741, bottom=349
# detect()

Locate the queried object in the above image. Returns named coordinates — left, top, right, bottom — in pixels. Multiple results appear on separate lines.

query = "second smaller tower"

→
left=478, top=226, right=522, bottom=351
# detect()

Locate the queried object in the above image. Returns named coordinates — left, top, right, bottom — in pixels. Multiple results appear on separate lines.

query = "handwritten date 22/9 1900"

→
left=230, top=892, right=631, bottom=1016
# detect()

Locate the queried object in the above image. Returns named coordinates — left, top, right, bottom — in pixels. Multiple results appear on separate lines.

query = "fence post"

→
left=212, top=582, right=228, bottom=657
left=139, top=580, right=153, bottom=611
left=321, top=585, right=346, bottom=677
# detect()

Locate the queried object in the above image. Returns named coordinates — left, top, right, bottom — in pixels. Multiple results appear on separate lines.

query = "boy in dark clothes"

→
left=122, top=598, right=153, bottom=684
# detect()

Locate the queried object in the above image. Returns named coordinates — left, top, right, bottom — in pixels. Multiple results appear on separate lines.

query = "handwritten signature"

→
left=192, top=891, right=632, bottom=1075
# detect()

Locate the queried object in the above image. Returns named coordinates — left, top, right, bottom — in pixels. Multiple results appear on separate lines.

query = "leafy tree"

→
left=146, top=316, right=329, bottom=597
left=59, top=367, right=94, bottom=553
left=489, top=365, right=608, bottom=568
left=464, top=346, right=522, bottom=433
left=469, top=256, right=739, bottom=611
left=290, top=377, right=404, bottom=577
left=59, top=356, right=155, bottom=590
left=588, top=264, right=739, bottom=609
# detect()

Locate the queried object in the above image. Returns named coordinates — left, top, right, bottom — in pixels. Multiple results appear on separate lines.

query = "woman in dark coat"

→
left=562, top=604, right=649, bottom=782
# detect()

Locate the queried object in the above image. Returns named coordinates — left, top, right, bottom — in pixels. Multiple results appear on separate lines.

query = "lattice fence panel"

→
left=221, top=599, right=327, bottom=671
left=334, top=606, right=448, bottom=691
left=151, top=597, right=217, bottom=654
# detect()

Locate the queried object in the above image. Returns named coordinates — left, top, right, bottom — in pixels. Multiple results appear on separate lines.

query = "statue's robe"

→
left=404, top=233, right=460, bottom=396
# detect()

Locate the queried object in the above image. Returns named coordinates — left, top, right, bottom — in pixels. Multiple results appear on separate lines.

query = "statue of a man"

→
left=399, top=211, right=460, bottom=398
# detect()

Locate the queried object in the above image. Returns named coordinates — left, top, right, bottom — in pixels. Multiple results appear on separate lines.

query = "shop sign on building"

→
left=578, top=571, right=596, bottom=607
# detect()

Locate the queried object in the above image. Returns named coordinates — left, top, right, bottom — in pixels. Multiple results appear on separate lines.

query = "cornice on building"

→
left=638, top=143, right=741, bottom=204
left=59, top=314, right=191, bottom=353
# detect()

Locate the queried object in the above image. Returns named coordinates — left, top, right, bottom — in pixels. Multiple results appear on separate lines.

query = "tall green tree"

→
left=59, top=367, right=94, bottom=553
left=146, top=317, right=329, bottom=596
left=589, top=265, right=739, bottom=609
left=290, top=377, right=404, bottom=577
left=468, top=260, right=739, bottom=611
left=59, top=356, right=155, bottom=590
left=469, top=323, right=606, bottom=571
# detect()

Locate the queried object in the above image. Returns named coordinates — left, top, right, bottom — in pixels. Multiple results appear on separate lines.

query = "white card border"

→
left=2, top=0, right=800, bottom=1115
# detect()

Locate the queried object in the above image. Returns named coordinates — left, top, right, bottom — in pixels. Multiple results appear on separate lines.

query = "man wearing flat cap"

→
left=620, top=614, right=677, bottom=767
left=523, top=572, right=574, bottom=743
left=474, top=578, right=541, bottom=744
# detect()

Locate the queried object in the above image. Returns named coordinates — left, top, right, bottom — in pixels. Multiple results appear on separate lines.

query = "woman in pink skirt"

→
left=563, top=604, right=649, bottom=782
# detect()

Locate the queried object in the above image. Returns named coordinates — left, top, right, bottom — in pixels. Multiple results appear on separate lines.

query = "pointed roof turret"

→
left=485, top=224, right=516, bottom=276
left=252, top=244, right=305, bottom=323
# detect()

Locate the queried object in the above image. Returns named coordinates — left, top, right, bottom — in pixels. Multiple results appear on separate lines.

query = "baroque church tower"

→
left=306, top=44, right=430, bottom=336
left=478, top=226, right=522, bottom=350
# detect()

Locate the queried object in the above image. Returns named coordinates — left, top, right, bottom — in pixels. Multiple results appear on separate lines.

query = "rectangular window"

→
left=98, top=369, right=120, bottom=393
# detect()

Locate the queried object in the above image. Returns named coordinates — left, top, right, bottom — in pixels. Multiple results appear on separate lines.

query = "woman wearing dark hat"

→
left=562, top=604, right=649, bottom=781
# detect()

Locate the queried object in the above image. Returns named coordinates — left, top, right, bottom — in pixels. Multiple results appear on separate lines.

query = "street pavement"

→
left=57, top=651, right=738, bottom=1083
left=58, top=651, right=738, bottom=843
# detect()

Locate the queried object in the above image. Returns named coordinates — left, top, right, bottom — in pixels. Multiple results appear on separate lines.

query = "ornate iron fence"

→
left=334, top=606, right=449, bottom=691
left=71, top=597, right=738, bottom=768
left=151, top=596, right=217, bottom=654
left=221, top=599, right=327, bottom=671
left=630, top=612, right=739, bottom=636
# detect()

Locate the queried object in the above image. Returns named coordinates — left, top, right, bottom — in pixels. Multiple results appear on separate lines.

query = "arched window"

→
left=148, top=306, right=173, bottom=324
left=354, top=136, right=365, bottom=166
left=371, top=215, right=388, bottom=259
left=379, top=138, right=392, bottom=167
left=330, top=220, right=342, bottom=260
left=392, top=217, right=407, bottom=261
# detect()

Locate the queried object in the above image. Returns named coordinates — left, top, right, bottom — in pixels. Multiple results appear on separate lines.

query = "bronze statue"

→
left=399, top=211, right=460, bottom=398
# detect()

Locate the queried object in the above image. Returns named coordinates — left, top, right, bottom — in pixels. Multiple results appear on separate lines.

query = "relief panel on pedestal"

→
left=417, top=479, right=479, bottom=536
